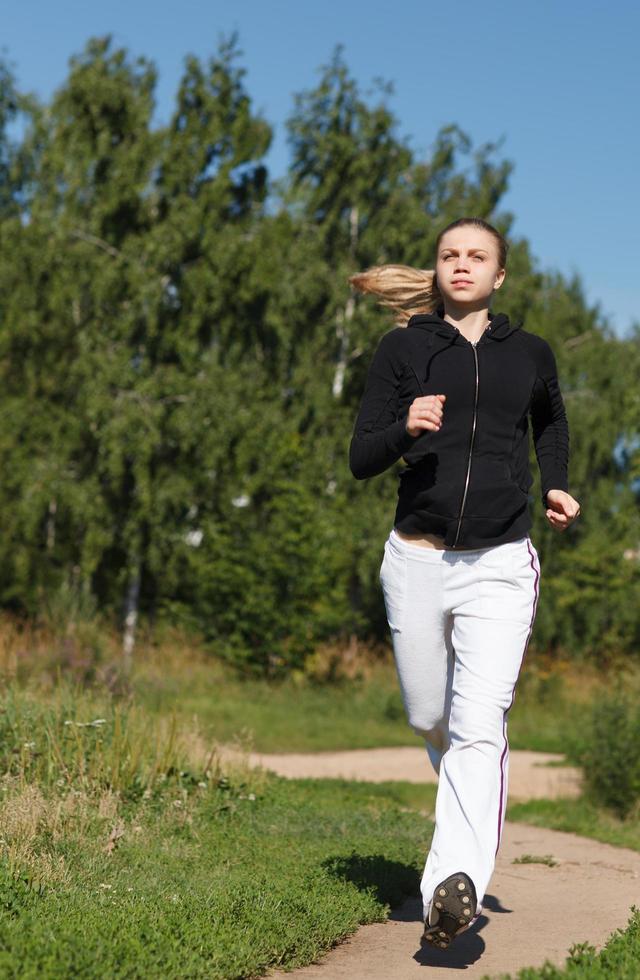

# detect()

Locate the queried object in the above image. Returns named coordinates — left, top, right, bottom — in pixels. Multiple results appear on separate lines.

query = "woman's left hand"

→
left=545, top=489, right=581, bottom=531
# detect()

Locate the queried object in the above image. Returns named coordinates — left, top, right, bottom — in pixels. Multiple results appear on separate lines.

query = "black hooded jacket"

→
left=348, top=305, right=570, bottom=549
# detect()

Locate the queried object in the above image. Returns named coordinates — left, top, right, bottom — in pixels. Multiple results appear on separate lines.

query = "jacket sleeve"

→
left=529, top=339, right=570, bottom=507
left=349, top=329, right=419, bottom=480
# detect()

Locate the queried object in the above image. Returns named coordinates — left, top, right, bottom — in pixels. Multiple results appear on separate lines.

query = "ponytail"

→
left=348, top=264, right=442, bottom=326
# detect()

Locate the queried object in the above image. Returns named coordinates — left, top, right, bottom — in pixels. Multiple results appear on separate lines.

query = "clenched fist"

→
left=405, top=394, right=446, bottom=438
left=545, top=489, right=581, bottom=531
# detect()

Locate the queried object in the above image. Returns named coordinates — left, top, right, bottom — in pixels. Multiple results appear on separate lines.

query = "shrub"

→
left=576, top=688, right=640, bottom=819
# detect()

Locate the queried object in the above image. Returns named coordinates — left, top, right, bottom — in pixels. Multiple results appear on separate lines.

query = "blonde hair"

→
left=349, top=217, right=508, bottom=326
left=348, top=264, right=440, bottom=326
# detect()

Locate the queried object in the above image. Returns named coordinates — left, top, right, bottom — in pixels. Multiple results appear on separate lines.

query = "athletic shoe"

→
left=421, top=871, right=477, bottom=950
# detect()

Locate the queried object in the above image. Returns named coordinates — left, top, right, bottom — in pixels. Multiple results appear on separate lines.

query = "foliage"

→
left=0, top=36, right=638, bottom=673
left=572, top=687, right=640, bottom=819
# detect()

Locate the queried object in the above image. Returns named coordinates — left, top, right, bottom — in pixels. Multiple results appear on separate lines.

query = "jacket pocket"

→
left=463, top=457, right=529, bottom=520
left=464, top=480, right=529, bottom=520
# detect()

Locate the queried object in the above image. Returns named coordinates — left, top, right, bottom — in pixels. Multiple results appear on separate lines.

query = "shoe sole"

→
left=421, top=872, right=477, bottom=950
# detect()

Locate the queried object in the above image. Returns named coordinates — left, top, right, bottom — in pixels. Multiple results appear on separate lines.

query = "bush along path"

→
left=229, top=748, right=640, bottom=980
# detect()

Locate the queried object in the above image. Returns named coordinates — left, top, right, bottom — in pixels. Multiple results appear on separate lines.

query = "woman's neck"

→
left=438, top=304, right=492, bottom=343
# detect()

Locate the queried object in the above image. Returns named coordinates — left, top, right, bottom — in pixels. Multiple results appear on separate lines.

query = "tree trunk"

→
left=46, top=498, right=57, bottom=551
left=332, top=205, right=359, bottom=399
left=122, top=557, right=141, bottom=671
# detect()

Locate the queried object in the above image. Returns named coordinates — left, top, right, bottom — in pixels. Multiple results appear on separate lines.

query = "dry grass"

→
left=0, top=784, right=88, bottom=889
left=299, top=633, right=391, bottom=684
left=518, top=650, right=640, bottom=705
left=0, top=611, right=396, bottom=689
left=0, top=634, right=266, bottom=895
left=3, top=607, right=633, bottom=700
left=0, top=734, right=263, bottom=892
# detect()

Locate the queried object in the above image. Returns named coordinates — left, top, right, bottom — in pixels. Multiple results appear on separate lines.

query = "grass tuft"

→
left=512, top=853, right=558, bottom=867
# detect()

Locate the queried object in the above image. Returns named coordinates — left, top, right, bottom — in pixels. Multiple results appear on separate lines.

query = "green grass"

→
left=2, top=629, right=639, bottom=979
left=1, top=676, right=639, bottom=979
left=511, top=853, right=558, bottom=867
left=0, top=683, right=433, bottom=978
left=0, top=775, right=429, bottom=979
left=133, top=659, right=419, bottom=752
left=130, top=654, right=595, bottom=756
left=507, top=797, right=640, bottom=852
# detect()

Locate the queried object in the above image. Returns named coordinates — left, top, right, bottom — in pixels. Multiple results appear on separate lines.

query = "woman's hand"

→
left=545, top=489, right=581, bottom=531
left=405, top=394, right=446, bottom=437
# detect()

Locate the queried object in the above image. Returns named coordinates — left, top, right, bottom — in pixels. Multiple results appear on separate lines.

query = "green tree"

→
left=0, top=38, right=637, bottom=675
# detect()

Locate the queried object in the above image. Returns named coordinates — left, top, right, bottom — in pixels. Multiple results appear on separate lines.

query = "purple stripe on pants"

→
left=495, top=537, right=540, bottom=855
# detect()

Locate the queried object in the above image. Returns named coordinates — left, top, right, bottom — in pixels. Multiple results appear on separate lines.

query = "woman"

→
left=348, top=217, right=580, bottom=950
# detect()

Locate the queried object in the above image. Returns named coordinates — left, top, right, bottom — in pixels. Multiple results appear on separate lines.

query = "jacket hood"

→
left=407, top=303, right=522, bottom=342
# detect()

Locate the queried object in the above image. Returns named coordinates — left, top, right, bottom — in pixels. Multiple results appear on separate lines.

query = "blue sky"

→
left=3, top=0, right=638, bottom=336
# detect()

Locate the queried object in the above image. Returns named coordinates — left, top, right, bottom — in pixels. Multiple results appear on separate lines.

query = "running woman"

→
left=348, top=217, right=581, bottom=950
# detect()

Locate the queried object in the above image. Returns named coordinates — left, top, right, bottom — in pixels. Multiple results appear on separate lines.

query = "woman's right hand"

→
left=405, top=394, right=446, bottom=437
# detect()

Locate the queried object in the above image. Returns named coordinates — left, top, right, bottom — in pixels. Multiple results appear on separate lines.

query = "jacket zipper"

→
left=452, top=339, right=480, bottom=548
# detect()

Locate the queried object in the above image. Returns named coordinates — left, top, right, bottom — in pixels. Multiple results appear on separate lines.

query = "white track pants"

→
left=379, top=527, right=541, bottom=921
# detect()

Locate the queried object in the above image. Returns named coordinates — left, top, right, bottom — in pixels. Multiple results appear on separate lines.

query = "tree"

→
left=0, top=38, right=637, bottom=674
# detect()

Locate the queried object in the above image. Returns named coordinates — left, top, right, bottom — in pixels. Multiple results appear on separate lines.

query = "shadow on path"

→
left=321, top=855, right=521, bottom=971
left=322, top=853, right=420, bottom=909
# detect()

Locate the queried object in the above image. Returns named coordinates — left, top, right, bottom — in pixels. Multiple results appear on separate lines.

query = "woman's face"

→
left=436, top=227, right=505, bottom=308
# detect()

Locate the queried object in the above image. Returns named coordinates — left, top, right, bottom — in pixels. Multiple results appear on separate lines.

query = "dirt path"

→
left=267, top=821, right=640, bottom=979
left=231, top=746, right=582, bottom=801
left=218, top=745, right=639, bottom=978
